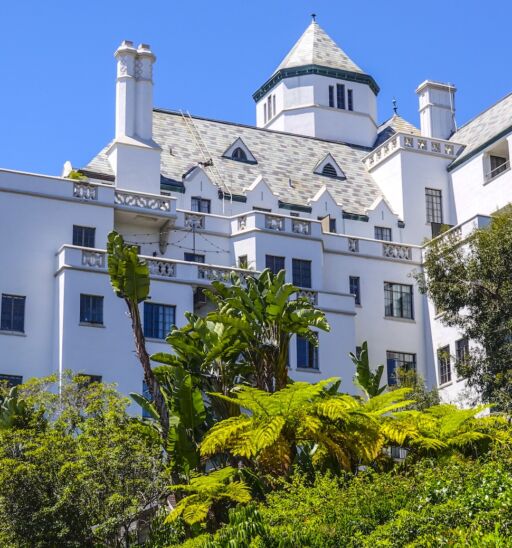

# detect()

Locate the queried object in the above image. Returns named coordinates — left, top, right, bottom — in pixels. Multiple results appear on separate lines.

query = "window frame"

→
left=184, top=252, right=205, bottom=263
left=347, top=89, right=354, bottom=111
left=143, top=302, right=176, bottom=340
left=296, top=334, right=319, bottom=370
left=336, top=83, right=345, bottom=109
left=425, top=188, right=443, bottom=224
left=386, top=351, right=416, bottom=385
left=349, top=276, right=361, bottom=306
left=79, top=294, right=104, bottom=326
left=438, top=345, right=452, bottom=385
left=374, top=226, right=392, bottom=241
left=328, top=85, right=334, bottom=108
left=384, top=282, right=414, bottom=320
left=0, top=294, right=26, bottom=333
left=292, top=258, right=312, bottom=288
left=231, top=147, right=248, bottom=162
left=265, top=255, right=285, bottom=275
left=72, top=225, right=96, bottom=248
left=191, top=197, right=211, bottom=214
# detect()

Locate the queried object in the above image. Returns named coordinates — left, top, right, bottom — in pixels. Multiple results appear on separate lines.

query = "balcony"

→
left=114, top=189, right=176, bottom=218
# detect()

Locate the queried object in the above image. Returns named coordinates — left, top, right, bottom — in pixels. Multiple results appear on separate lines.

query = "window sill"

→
left=0, top=329, right=26, bottom=337
left=145, top=337, right=168, bottom=343
left=438, top=380, right=453, bottom=388
left=296, top=367, right=322, bottom=374
left=79, top=322, right=105, bottom=328
left=383, top=316, right=416, bottom=324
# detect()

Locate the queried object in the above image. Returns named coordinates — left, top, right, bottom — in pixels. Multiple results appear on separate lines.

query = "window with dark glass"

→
left=292, top=259, right=312, bottom=288
left=425, top=188, right=443, bottom=224
left=455, top=338, right=469, bottom=368
left=384, top=283, right=413, bottom=319
left=191, top=197, right=211, bottom=214
left=231, top=147, right=247, bottom=162
left=386, top=351, right=416, bottom=385
left=438, top=345, right=451, bottom=385
left=253, top=206, right=271, bottom=212
left=349, top=276, right=361, bottom=305
left=322, top=163, right=338, bottom=178
left=238, top=255, right=248, bottom=269
left=328, top=85, right=334, bottom=107
left=79, top=294, right=103, bottom=325
left=375, top=226, right=392, bottom=241
left=73, top=225, right=95, bottom=248
left=347, top=89, right=354, bottom=111
left=329, top=218, right=337, bottom=233
left=265, top=255, right=285, bottom=275
left=336, top=83, right=345, bottom=109
left=1, top=294, right=26, bottom=333
left=144, top=303, right=176, bottom=340
left=297, top=334, right=319, bottom=370
left=489, top=155, right=508, bottom=178
left=184, top=253, right=205, bottom=263
left=0, top=374, right=23, bottom=387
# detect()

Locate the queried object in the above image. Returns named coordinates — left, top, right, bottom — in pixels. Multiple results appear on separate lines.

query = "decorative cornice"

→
left=253, top=64, right=380, bottom=102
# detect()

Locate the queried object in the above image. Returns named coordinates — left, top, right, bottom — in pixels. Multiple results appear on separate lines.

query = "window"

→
left=347, top=89, right=354, bottom=111
left=425, top=188, right=443, bottom=224
left=297, top=334, right=319, bottom=370
left=272, top=95, right=276, bottom=117
left=73, top=225, right=95, bottom=248
left=375, top=226, right=392, bottom=241
left=292, top=259, right=312, bottom=288
left=349, top=276, right=361, bottom=305
left=231, top=147, right=247, bottom=162
left=266, top=255, right=285, bottom=275
left=267, top=96, right=273, bottom=119
left=238, top=255, right=248, bottom=269
left=438, top=345, right=451, bottom=385
left=79, top=294, right=103, bottom=325
left=386, top=351, right=416, bottom=385
left=263, top=102, right=267, bottom=124
left=253, top=206, right=271, bottom=212
left=191, top=197, right=211, bottom=214
left=1, top=294, right=26, bottom=333
left=290, top=212, right=300, bottom=217
left=184, top=252, right=205, bottom=263
left=489, top=155, right=508, bottom=179
left=0, top=374, right=23, bottom=387
left=144, top=302, right=176, bottom=340
left=455, top=338, right=469, bottom=372
left=322, top=163, right=338, bottom=178
left=328, top=85, right=334, bottom=107
left=329, top=218, right=337, bottom=233
left=336, top=83, right=345, bottom=109
left=384, top=283, right=413, bottom=319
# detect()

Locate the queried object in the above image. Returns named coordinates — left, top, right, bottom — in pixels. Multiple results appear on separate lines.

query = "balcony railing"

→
left=383, top=243, right=412, bottom=261
left=73, top=182, right=98, bottom=201
left=292, top=219, right=311, bottom=235
left=296, top=288, right=318, bottom=305
left=485, top=160, right=510, bottom=182
left=114, top=190, right=173, bottom=213
left=265, top=214, right=284, bottom=231
left=184, top=213, right=205, bottom=229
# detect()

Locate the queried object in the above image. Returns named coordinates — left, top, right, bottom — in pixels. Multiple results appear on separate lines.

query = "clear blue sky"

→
left=1, top=0, right=511, bottom=175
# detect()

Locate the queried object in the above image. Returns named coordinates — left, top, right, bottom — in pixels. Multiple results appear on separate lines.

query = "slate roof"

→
left=374, top=114, right=420, bottom=147
left=274, top=21, right=364, bottom=75
left=84, top=109, right=383, bottom=215
left=449, top=92, right=512, bottom=167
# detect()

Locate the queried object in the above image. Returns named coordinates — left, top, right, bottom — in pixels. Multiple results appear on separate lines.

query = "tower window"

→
left=231, top=147, right=247, bottom=162
left=80, top=294, right=103, bottom=325
left=336, top=84, right=345, bottom=109
left=73, top=225, right=95, bottom=248
left=349, top=276, right=361, bottom=305
left=328, top=85, right=334, bottom=108
left=425, top=188, right=443, bottom=224
left=347, top=89, right=354, bottom=111
left=321, top=163, right=338, bottom=178
left=1, top=294, right=26, bottom=333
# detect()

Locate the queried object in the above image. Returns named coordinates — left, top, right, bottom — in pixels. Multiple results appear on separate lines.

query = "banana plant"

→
left=349, top=341, right=386, bottom=399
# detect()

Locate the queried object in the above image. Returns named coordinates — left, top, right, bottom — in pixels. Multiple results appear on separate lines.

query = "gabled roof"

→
left=275, top=21, right=364, bottom=75
left=84, top=110, right=383, bottom=216
left=449, top=92, right=512, bottom=169
left=374, top=114, right=420, bottom=147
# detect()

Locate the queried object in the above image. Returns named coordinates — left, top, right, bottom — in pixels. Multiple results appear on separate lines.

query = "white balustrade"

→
left=115, top=190, right=171, bottom=212
left=348, top=238, right=359, bottom=252
left=185, top=213, right=205, bottom=229
left=292, top=219, right=311, bottom=235
left=197, top=266, right=232, bottom=282
left=81, top=250, right=105, bottom=268
left=383, top=243, right=411, bottom=260
left=296, top=289, right=318, bottom=305
left=265, top=215, right=284, bottom=231
left=73, top=182, right=98, bottom=201
left=147, top=259, right=176, bottom=278
left=238, top=216, right=247, bottom=230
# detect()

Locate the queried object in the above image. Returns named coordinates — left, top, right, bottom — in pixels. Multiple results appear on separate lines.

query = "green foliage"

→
left=0, top=385, right=35, bottom=430
left=66, top=169, right=88, bottom=180
left=349, top=341, right=386, bottom=398
left=389, top=367, right=440, bottom=410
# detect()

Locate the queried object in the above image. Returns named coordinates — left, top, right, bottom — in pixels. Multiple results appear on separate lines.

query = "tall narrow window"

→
left=375, top=226, right=392, bottom=241
left=191, top=197, right=211, bottom=214
left=73, top=225, right=95, bottom=248
left=267, top=96, right=272, bottom=119
left=425, top=188, right=443, bottom=224
left=438, top=345, right=451, bottom=385
left=386, top=351, right=416, bottom=385
left=263, top=103, right=267, bottom=124
left=336, top=84, right=345, bottom=109
left=238, top=255, right=248, bottom=269
left=79, top=294, right=103, bottom=325
left=349, top=276, right=361, bottom=305
left=347, top=89, right=354, bottom=111
left=1, top=294, right=26, bottom=333
left=455, top=338, right=469, bottom=377
left=328, top=85, right=334, bottom=107
left=384, top=283, right=413, bottom=319
left=266, top=255, right=285, bottom=275
left=292, top=259, right=312, bottom=288
left=297, top=334, right=319, bottom=370
left=272, top=95, right=276, bottom=118
left=144, top=303, right=176, bottom=340
left=329, top=218, right=337, bottom=233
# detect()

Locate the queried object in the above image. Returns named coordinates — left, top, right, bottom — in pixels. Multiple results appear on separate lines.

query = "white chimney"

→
left=416, top=80, right=456, bottom=140
left=107, top=40, right=161, bottom=194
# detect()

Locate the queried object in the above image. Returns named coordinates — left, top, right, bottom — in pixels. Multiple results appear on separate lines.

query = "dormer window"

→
left=322, top=163, right=338, bottom=178
left=314, top=154, right=345, bottom=179
left=223, top=137, right=257, bottom=164
left=232, top=147, right=247, bottom=162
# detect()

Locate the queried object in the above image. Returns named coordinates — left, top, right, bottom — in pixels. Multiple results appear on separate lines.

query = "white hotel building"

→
left=1, top=20, right=511, bottom=404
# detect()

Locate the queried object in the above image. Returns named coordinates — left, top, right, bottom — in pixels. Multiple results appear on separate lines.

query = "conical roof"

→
left=275, top=21, right=364, bottom=75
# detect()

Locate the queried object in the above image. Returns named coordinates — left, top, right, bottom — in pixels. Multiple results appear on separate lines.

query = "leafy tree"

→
left=389, top=367, right=440, bottom=410
left=418, top=207, right=512, bottom=410
left=206, top=269, right=330, bottom=392
left=349, top=341, right=386, bottom=399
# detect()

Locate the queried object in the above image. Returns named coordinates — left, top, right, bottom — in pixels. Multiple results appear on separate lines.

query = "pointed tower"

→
left=253, top=19, right=379, bottom=147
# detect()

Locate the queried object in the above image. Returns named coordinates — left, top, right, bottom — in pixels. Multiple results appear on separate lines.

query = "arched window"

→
left=322, top=163, right=338, bottom=178
left=232, top=147, right=248, bottom=162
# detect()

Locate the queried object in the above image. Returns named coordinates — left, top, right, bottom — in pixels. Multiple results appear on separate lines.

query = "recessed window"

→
left=1, top=294, right=26, bottom=333
left=375, top=226, right=392, bottom=241
left=328, top=85, right=334, bottom=108
left=425, top=188, right=443, bottom=224
left=266, top=255, right=285, bottom=275
left=80, top=294, right=103, bottom=325
left=231, top=147, right=247, bottom=162
left=292, top=259, right=312, bottom=288
left=73, top=225, right=95, bottom=248
left=184, top=253, right=205, bottom=263
left=329, top=218, right=337, bottom=233
left=0, top=374, right=23, bottom=387
left=455, top=338, right=469, bottom=372
left=238, top=255, right=248, bottom=269
left=438, top=346, right=451, bottom=385
left=143, top=302, right=176, bottom=340
left=322, top=163, right=338, bottom=178
left=336, top=83, right=345, bottom=109
left=384, top=283, right=413, bottom=320
left=349, top=276, right=361, bottom=305
left=386, top=351, right=416, bottom=385
left=347, top=89, right=354, bottom=111
left=297, top=334, right=319, bottom=370
left=191, top=197, right=211, bottom=214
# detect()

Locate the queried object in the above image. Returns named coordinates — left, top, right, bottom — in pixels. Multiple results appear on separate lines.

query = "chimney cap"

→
left=114, top=40, right=137, bottom=58
left=137, top=43, right=156, bottom=60
left=416, top=80, right=457, bottom=94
